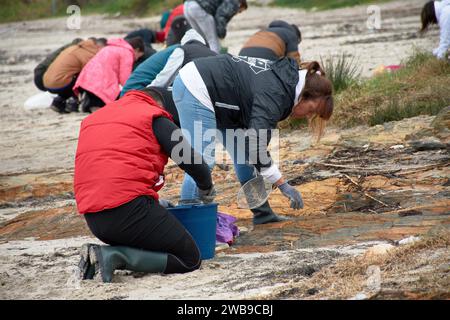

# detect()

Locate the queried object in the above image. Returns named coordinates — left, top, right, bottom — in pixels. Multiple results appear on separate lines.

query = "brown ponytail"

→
left=421, top=1, right=437, bottom=33
left=300, top=61, right=326, bottom=76
left=299, top=61, right=334, bottom=140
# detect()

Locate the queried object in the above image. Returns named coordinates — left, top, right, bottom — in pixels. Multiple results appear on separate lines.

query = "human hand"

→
left=198, top=185, right=216, bottom=204
left=278, top=183, right=304, bottom=210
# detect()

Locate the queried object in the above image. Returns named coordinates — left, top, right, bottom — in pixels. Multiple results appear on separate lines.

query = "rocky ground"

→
left=0, top=0, right=449, bottom=299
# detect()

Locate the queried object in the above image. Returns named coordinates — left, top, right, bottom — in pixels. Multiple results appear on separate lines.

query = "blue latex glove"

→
left=278, top=182, right=304, bottom=210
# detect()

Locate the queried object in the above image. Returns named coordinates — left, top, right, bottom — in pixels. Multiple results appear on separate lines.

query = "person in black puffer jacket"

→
left=34, top=38, right=83, bottom=92
left=240, top=20, right=302, bottom=65
left=172, top=55, right=334, bottom=225
left=184, top=0, right=248, bottom=53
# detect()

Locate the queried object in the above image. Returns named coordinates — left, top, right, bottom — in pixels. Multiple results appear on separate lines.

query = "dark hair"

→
left=421, top=1, right=437, bottom=32
left=140, top=87, right=164, bottom=106
left=95, top=38, right=107, bottom=46
left=291, top=24, right=302, bottom=43
left=240, top=0, right=248, bottom=10
left=126, top=37, right=145, bottom=52
left=167, top=16, right=191, bottom=46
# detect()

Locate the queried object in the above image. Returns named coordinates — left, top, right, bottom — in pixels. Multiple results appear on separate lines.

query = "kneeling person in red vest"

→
left=74, top=89, right=215, bottom=283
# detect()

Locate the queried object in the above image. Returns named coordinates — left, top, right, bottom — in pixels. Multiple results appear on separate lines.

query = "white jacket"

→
left=433, top=0, right=450, bottom=59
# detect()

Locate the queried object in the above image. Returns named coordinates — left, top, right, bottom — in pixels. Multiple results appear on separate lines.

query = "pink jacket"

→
left=73, top=38, right=135, bottom=103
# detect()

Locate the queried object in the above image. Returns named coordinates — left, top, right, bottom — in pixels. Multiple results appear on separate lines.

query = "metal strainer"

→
left=236, top=174, right=274, bottom=209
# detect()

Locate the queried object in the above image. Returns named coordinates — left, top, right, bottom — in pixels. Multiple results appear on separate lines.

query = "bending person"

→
left=73, top=38, right=144, bottom=113
left=120, top=22, right=192, bottom=95
left=172, top=55, right=333, bottom=225
left=42, top=38, right=105, bottom=113
left=74, top=89, right=215, bottom=283
left=240, top=20, right=302, bottom=65
left=184, top=0, right=248, bottom=53
left=34, top=38, right=82, bottom=92
left=150, top=29, right=217, bottom=89
left=421, top=1, right=450, bottom=59
left=124, top=29, right=158, bottom=68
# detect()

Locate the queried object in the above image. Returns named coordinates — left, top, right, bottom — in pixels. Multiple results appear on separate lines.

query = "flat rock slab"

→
left=0, top=237, right=383, bottom=300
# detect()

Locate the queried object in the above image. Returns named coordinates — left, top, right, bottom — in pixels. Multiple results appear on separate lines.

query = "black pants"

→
left=84, top=196, right=201, bottom=273
left=79, top=88, right=106, bottom=110
left=46, top=76, right=78, bottom=100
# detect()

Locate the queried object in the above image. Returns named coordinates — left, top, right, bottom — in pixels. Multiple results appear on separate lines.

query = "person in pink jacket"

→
left=74, top=37, right=145, bottom=113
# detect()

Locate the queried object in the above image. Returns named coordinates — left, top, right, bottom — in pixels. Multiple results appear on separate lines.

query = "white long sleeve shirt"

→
left=434, top=0, right=450, bottom=59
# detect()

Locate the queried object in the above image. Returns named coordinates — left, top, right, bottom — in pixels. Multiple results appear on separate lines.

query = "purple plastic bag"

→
left=216, top=212, right=239, bottom=244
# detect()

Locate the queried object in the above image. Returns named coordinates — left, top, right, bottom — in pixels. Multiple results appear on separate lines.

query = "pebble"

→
left=364, top=243, right=395, bottom=258
left=396, top=236, right=421, bottom=246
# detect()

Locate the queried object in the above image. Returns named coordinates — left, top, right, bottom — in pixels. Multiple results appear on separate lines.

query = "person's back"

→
left=43, top=39, right=99, bottom=89
left=34, top=38, right=83, bottom=91
left=75, top=90, right=172, bottom=214
left=240, top=20, right=301, bottom=64
left=74, top=38, right=137, bottom=104
left=182, top=35, right=217, bottom=65
left=121, top=45, right=179, bottom=96
left=149, top=29, right=217, bottom=89
left=191, top=54, right=298, bottom=128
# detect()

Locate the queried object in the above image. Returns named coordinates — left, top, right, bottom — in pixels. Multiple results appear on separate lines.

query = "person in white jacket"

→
left=421, top=0, right=450, bottom=59
left=149, top=29, right=216, bottom=88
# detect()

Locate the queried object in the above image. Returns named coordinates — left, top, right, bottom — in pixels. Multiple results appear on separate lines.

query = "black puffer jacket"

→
left=34, top=38, right=82, bottom=91
left=194, top=54, right=299, bottom=169
left=194, top=0, right=242, bottom=38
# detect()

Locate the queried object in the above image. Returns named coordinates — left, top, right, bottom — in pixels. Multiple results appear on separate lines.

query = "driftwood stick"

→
left=379, top=205, right=447, bottom=215
left=316, top=162, right=401, bottom=175
left=318, top=162, right=449, bottom=176
left=396, top=163, right=449, bottom=175
left=342, top=174, right=390, bottom=207
left=317, top=163, right=369, bottom=170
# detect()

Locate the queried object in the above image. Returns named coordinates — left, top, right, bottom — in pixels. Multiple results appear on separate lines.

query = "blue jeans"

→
left=172, top=76, right=256, bottom=201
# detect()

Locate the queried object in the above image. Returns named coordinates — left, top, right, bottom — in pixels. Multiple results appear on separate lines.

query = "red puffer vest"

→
left=74, top=90, right=173, bottom=214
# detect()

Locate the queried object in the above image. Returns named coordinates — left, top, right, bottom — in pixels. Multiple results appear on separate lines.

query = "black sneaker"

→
left=65, top=97, right=79, bottom=113
left=50, top=96, right=68, bottom=113
left=79, top=91, right=91, bottom=113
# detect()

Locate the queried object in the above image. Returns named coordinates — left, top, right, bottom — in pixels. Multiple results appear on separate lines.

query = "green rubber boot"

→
left=252, top=201, right=291, bottom=225
left=89, top=245, right=168, bottom=283
left=78, top=243, right=96, bottom=280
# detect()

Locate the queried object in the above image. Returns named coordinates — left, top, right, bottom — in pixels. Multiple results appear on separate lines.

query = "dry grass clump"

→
left=268, top=230, right=450, bottom=300
left=332, top=52, right=450, bottom=128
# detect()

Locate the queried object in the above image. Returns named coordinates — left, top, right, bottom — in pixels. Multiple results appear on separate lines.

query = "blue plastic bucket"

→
left=168, top=203, right=218, bottom=260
